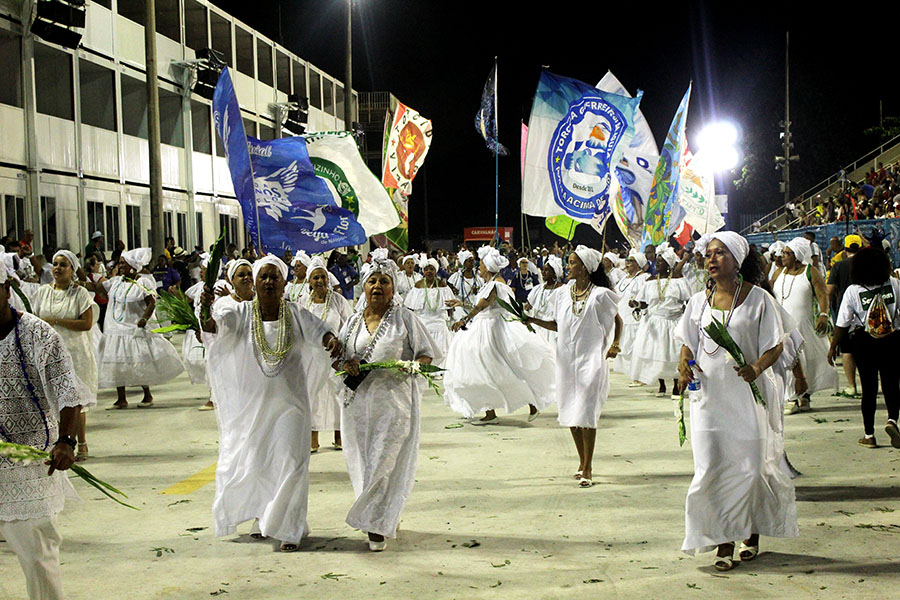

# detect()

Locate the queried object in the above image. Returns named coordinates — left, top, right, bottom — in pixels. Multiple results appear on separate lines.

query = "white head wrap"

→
left=401, top=254, right=417, bottom=266
left=199, top=252, right=211, bottom=269
left=628, top=249, right=648, bottom=269
left=52, top=250, right=80, bottom=272
left=696, top=231, right=750, bottom=267
left=307, top=256, right=328, bottom=276
left=659, top=247, right=679, bottom=268
left=252, top=254, right=288, bottom=282
left=370, top=247, right=389, bottom=262
left=366, top=256, right=399, bottom=283
left=477, top=245, right=493, bottom=260
left=546, top=255, right=564, bottom=279
left=122, top=248, right=152, bottom=271
left=226, top=258, right=252, bottom=282
left=420, top=256, right=440, bottom=272
left=457, top=250, right=474, bottom=265
left=481, top=248, right=509, bottom=273
left=603, top=252, right=620, bottom=268
left=291, top=250, right=310, bottom=267
left=573, top=245, right=602, bottom=273
left=785, top=237, right=813, bottom=265
left=769, top=240, right=786, bottom=256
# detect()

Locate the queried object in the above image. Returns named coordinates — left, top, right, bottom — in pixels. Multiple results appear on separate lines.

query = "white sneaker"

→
left=784, top=401, right=800, bottom=415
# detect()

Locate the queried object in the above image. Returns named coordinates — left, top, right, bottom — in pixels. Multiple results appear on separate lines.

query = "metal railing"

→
left=741, top=133, right=900, bottom=234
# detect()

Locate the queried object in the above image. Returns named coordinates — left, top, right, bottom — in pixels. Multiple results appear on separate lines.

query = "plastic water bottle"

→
left=687, top=359, right=702, bottom=403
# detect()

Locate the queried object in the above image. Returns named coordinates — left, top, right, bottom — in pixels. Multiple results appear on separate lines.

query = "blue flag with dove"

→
left=212, top=67, right=366, bottom=254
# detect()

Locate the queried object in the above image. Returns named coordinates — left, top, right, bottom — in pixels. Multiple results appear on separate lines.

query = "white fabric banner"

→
left=678, top=152, right=725, bottom=234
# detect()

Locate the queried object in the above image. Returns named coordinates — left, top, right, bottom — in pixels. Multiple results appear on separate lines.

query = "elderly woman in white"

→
left=334, top=257, right=439, bottom=552
left=444, top=246, right=556, bottom=424
left=677, top=231, right=798, bottom=571
left=95, top=248, right=183, bottom=408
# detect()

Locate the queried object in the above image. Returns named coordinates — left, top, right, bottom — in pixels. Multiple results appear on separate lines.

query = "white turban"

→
left=226, top=258, right=252, bottom=282
left=573, top=245, right=602, bottom=273
left=122, top=248, right=152, bottom=270
left=785, top=237, right=813, bottom=265
left=252, top=254, right=289, bottom=282
left=696, top=231, right=750, bottom=267
left=477, top=245, right=493, bottom=260
left=769, top=240, right=786, bottom=257
left=52, top=250, right=80, bottom=272
left=307, top=256, right=328, bottom=275
left=370, top=247, right=389, bottom=262
left=546, top=255, right=564, bottom=279
left=603, top=252, right=620, bottom=268
left=401, top=254, right=417, bottom=266
left=420, top=256, right=440, bottom=272
left=457, top=250, right=474, bottom=265
left=659, top=247, right=679, bottom=268
left=628, top=249, right=648, bottom=269
left=199, top=252, right=211, bottom=269
left=481, top=248, right=509, bottom=273
left=291, top=250, right=310, bottom=267
left=367, top=256, right=399, bottom=282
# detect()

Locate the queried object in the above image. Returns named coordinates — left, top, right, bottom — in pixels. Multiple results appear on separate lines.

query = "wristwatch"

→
left=56, top=435, right=77, bottom=449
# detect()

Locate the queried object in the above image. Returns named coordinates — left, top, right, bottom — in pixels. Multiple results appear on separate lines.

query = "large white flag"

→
left=678, top=151, right=725, bottom=234
left=304, top=131, right=400, bottom=237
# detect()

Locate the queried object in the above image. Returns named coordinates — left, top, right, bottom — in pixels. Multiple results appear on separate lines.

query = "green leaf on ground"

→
left=320, top=572, right=348, bottom=581
left=444, top=423, right=464, bottom=429
left=491, top=560, right=510, bottom=568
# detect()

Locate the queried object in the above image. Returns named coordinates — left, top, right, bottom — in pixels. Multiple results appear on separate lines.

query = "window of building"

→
left=336, top=84, right=344, bottom=122
left=3, top=195, right=25, bottom=241
left=126, top=205, right=141, bottom=249
left=308, top=70, right=321, bottom=109
left=164, top=210, right=173, bottom=240
left=219, top=213, right=238, bottom=246
left=156, top=0, right=180, bottom=43
left=93, top=0, right=112, bottom=9
left=256, top=40, right=273, bottom=86
left=243, top=118, right=257, bottom=138
left=258, top=123, right=275, bottom=141
left=40, top=197, right=57, bottom=250
left=121, top=73, right=148, bottom=139
left=0, top=31, right=23, bottom=108
left=276, top=51, right=291, bottom=95
left=196, top=212, right=204, bottom=249
left=118, top=0, right=146, bottom=26
left=215, top=130, right=225, bottom=157
left=292, top=61, right=306, bottom=98
left=87, top=201, right=103, bottom=244
left=323, top=78, right=334, bottom=115
left=191, top=100, right=212, bottom=154
left=159, top=87, right=184, bottom=148
left=105, top=205, right=120, bottom=251
left=209, top=12, right=233, bottom=67
left=235, top=27, right=254, bottom=77
left=34, top=43, right=73, bottom=120
left=79, top=59, right=117, bottom=131
left=177, top=212, right=187, bottom=247
left=183, top=0, right=208, bottom=51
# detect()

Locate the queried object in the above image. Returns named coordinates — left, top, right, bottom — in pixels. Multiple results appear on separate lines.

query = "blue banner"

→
left=475, top=62, right=508, bottom=156
left=212, top=68, right=366, bottom=254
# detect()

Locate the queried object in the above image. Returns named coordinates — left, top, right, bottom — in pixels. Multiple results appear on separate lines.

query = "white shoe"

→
left=471, top=417, right=498, bottom=426
left=655, top=392, right=667, bottom=398
left=628, top=381, right=646, bottom=388
left=784, top=401, right=800, bottom=415
left=368, top=539, right=386, bottom=552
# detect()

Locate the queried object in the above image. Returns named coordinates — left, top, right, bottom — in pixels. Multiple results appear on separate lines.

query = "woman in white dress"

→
left=610, top=250, right=650, bottom=382
left=33, top=250, right=97, bottom=461
left=528, top=246, right=622, bottom=488
left=446, top=250, right=484, bottom=322
left=202, top=255, right=340, bottom=552
left=394, top=255, right=422, bottom=298
left=299, top=256, right=352, bottom=452
left=403, top=256, right=455, bottom=366
left=771, top=237, right=836, bottom=414
left=335, top=257, right=439, bottom=552
left=96, top=248, right=184, bottom=408
left=524, top=255, right=564, bottom=349
left=284, top=251, right=309, bottom=303
left=630, top=247, right=693, bottom=398
left=444, top=247, right=556, bottom=424
left=602, top=252, right=626, bottom=287
left=677, top=232, right=798, bottom=571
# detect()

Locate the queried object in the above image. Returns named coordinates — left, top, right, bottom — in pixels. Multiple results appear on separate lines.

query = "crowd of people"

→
left=3, top=222, right=900, bottom=598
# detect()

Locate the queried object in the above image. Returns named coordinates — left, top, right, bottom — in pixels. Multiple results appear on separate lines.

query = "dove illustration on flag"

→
left=213, top=67, right=366, bottom=254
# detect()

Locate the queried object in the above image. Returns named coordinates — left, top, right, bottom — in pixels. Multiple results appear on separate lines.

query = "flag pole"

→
left=494, top=56, right=499, bottom=245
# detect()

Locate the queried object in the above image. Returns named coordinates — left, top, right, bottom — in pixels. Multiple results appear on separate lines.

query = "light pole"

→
left=344, top=0, right=354, bottom=131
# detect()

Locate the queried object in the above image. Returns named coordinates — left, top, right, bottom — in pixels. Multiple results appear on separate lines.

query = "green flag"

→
left=545, top=214, right=578, bottom=240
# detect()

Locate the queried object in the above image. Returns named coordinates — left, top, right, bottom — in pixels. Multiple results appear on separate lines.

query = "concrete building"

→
left=0, top=0, right=355, bottom=255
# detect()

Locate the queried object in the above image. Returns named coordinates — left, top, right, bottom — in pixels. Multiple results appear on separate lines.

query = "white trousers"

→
left=0, top=516, right=64, bottom=600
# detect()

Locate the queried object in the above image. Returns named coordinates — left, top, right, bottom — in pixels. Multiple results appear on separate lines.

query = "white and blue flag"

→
left=212, top=68, right=366, bottom=254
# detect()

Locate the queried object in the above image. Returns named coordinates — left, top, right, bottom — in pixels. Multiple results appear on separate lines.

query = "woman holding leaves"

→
left=443, top=246, right=555, bottom=425
left=334, top=257, right=438, bottom=552
left=676, top=232, right=798, bottom=571
left=528, top=246, right=622, bottom=488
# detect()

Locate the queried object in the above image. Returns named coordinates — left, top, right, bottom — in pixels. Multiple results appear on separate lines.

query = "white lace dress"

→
left=0, top=313, right=93, bottom=522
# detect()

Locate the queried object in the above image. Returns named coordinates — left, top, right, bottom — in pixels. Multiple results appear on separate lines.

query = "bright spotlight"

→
left=697, top=121, right=740, bottom=171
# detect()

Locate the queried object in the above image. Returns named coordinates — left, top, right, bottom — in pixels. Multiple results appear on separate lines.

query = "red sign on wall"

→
left=464, top=227, right=513, bottom=242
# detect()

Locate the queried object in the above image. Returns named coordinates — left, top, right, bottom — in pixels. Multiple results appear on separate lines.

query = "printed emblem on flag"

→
left=383, top=103, right=433, bottom=195
left=548, top=95, right=627, bottom=221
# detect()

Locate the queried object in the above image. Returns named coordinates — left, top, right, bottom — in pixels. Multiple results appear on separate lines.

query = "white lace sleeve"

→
left=30, top=315, right=91, bottom=412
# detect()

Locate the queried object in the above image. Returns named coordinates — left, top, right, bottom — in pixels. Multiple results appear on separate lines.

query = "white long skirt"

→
left=611, top=320, right=639, bottom=375
left=417, top=314, right=453, bottom=368
left=443, top=313, right=555, bottom=417
left=341, top=371, right=419, bottom=538
left=181, top=330, right=207, bottom=385
left=630, top=312, right=682, bottom=384
left=97, top=325, right=184, bottom=388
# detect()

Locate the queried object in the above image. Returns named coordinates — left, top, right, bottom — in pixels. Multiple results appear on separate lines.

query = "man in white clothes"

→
left=0, top=266, right=91, bottom=599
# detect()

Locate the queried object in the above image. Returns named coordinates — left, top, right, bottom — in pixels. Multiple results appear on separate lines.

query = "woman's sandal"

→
left=573, top=470, right=583, bottom=480
left=279, top=542, right=299, bottom=552
left=75, top=444, right=89, bottom=462
left=738, top=542, right=759, bottom=561
left=249, top=519, right=266, bottom=540
left=578, top=478, right=594, bottom=488
left=714, top=555, right=735, bottom=571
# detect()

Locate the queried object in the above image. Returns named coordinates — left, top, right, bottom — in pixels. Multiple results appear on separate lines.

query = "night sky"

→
left=214, top=0, right=900, bottom=249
